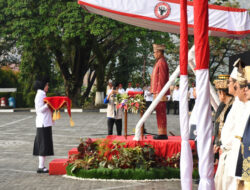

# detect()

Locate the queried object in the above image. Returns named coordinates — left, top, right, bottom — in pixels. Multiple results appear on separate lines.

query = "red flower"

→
left=135, top=102, right=139, bottom=108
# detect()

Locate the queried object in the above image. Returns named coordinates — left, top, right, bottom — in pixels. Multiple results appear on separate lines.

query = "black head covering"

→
left=112, top=82, right=119, bottom=89
left=33, top=76, right=50, bottom=91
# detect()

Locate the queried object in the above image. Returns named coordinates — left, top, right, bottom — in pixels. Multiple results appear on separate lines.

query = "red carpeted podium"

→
left=49, top=158, right=68, bottom=175
left=49, top=135, right=196, bottom=175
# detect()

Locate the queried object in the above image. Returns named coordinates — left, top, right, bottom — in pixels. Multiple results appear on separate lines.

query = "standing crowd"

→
left=103, top=80, right=196, bottom=136
left=213, top=58, right=250, bottom=190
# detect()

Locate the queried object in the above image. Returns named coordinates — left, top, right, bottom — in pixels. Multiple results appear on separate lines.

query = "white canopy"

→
left=78, top=0, right=250, bottom=38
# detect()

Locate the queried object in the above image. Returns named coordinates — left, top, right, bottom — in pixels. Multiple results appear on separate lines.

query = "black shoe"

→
left=153, top=135, right=168, bottom=140
left=37, top=167, right=49, bottom=173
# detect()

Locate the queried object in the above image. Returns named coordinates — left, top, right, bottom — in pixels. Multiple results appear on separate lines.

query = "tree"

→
left=0, top=68, right=18, bottom=88
left=110, top=31, right=177, bottom=89
left=207, top=0, right=250, bottom=80
left=1, top=0, right=164, bottom=106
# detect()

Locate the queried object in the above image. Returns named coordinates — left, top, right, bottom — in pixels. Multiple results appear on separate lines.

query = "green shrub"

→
left=25, top=92, right=36, bottom=107
left=0, top=69, right=18, bottom=88
left=14, top=92, right=25, bottom=108
left=66, top=138, right=199, bottom=180
left=66, top=164, right=199, bottom=180
left=0, top=92, right=11, bottom=99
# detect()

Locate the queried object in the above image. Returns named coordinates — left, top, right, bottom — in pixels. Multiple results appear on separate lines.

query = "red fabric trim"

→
left=159, top=0, right=247, bottom=12
left=78, top=1, right=250, bottom=35
left=194, top=0, right=210, bottom=70
left=208, top=27, right=250, bottom=35
left=180, top=0, right=188, bottom=75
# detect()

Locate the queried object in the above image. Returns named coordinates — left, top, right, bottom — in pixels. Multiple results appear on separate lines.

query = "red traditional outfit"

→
left=151, top=48, right=169, bottom=138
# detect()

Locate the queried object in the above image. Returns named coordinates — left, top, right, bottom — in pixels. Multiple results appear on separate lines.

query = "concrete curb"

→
left=0, top=108, right=103, bottom=113
left=0, top=108, right=159, bottom=114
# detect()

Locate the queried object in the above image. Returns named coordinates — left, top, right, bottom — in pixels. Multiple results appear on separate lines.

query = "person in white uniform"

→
left=144, top=86, right=153, bottom=110
left=33, top=78, right=54, bottom=174
left=230, top=61, right=250, bottom=189
left=213, top=75, right=234, bottom=168
left=189, top=83, right=195, bottom=111
left=172, top=85, right=180, bottom=115
left=118, top=84, right=125, bottom=94
left=125, top=82, right=134, bottom=93
left=134, top=83, right=143, bottom=92
left=215, top=59, right=247, bottom=190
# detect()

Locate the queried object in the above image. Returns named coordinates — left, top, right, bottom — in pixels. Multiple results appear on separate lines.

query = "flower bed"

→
left=66, top=138, right=199, bottom=180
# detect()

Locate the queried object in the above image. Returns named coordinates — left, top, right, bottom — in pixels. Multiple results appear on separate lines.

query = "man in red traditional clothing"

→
left=151, top=44, right=169, bottom=140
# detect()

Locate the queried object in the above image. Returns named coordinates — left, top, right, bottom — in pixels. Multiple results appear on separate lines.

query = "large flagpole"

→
left=193, top=0, right=215, bottom=189
left=179, top=0, right=193, bottom=189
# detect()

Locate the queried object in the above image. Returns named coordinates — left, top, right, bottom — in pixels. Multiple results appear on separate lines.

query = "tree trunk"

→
left=81, top=70, right=96, bottom=106
left=55, top=37, right=93, bottom=107
left=95, top=91, right=104, bottom=106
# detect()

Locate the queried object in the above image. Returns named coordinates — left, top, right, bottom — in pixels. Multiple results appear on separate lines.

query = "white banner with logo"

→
left=78, top=0, right=250, bottom=38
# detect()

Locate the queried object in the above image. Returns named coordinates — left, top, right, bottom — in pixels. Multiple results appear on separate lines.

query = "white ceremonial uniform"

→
left=227, top=101, right=250, bottom=186
left=215, top=97, right=242, bottom=190
left=126, top=87, right=134, bottom=93
left=134, top=87, right=143, bottom=92
left=172, top=89, right=180, bottom=101
left=35, top=89, right=53, bottom=128
left=167, top=95, right=171, bottom=101
left=144, top=90, right=153, bottom=102
left=118, top=88, right=125, bottom=94
left=189, top=87, right=195, bottom=99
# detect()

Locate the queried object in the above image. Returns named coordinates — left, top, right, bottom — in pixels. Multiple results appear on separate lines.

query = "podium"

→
left=123, top=91, right=145, bottom=140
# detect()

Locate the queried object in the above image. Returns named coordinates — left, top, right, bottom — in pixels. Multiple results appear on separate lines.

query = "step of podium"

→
left=68, top=148, right=79, bottom=158
left=49, top=158, right=68, bottom=175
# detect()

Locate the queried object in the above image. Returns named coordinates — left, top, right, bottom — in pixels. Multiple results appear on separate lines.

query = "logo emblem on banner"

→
left=154, top=2, right=171, bottom=19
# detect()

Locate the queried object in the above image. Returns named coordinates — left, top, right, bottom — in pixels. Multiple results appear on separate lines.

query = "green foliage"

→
left=14, top=92, right=25, bottom=108
left=0, top=69, right=18, bottom=88
left=25, top=92, right=36, bottom=108
left=66, top=165, right=199, bottom=180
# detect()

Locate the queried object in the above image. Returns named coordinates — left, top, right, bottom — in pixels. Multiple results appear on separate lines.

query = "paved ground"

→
left=0, top=111, right=198, bottom=190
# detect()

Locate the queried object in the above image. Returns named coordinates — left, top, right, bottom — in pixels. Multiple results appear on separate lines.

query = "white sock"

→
left=38, top=156, right=45, bottom=169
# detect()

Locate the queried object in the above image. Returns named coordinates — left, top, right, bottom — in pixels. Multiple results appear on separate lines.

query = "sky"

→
left=239, top=0, right=250, bottom=9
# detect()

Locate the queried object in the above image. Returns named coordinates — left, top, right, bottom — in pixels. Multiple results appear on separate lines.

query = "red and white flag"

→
left=194, top=0, right=215, bottom=189
left=179, top=0, right=193, bottom=189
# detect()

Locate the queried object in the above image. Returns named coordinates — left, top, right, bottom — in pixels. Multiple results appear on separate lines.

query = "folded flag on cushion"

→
left=44, top=96, right=74, bottom=127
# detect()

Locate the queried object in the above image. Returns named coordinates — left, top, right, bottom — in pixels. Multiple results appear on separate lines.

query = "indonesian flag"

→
left=179, top=0, right=193, bottom=189
left=194, top=0, right=215, bottom=189
left=44, top=96, right=75, bottom=127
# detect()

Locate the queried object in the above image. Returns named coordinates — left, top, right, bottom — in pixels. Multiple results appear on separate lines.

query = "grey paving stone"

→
left=0, top=112, right=198, bottom=190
